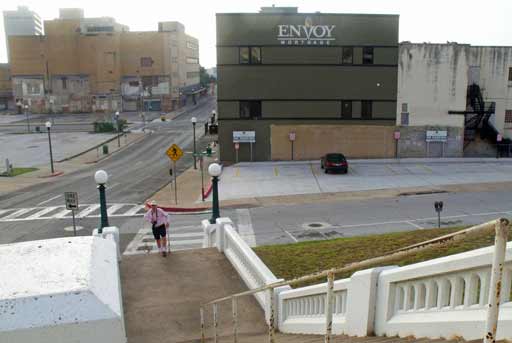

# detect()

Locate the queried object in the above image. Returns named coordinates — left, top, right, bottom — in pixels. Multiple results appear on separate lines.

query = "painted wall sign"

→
left=426, top=130, right=448, bottom=142
left=277, top=17, right=335, bottom=46
left=233, top=131, right=256, bottom=143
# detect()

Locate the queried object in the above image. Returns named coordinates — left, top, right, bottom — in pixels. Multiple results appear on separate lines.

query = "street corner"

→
left=38, top=171, right=64, bottom=178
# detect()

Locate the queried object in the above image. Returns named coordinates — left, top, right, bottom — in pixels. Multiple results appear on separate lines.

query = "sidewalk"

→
left=0, top=132, right=144, bottom=195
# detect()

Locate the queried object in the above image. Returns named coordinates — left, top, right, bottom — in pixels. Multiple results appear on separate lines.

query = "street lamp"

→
left=94, top=170, right=109, bottom=233
left=191, top=116, right=197, bottom=169
left=208, top=163, right=222, bottom=224
left=115, top=111, right=120, bottom=148
left=24, top=105, right=30, bottom=133
left=45, top=121, right=55, bottom=174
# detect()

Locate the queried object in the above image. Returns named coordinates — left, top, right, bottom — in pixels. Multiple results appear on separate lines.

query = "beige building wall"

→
left=270, top=125, right=397, bottom=160
left=8, top=16, right=200, bottom=113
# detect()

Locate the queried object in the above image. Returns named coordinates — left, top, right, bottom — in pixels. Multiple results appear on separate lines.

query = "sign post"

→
left=434, top=201, right=444, bottom=229
left=234, top=143, right=240, bottom=164
left=394, top=131, right=400, bottom=159
left=166, top=143, right=183, bottom=205
left=233, top=131, right=256, bottom=162
left=289, top=132, right=296, bottom=160
left=64, top=192, right=79, bottom=236
left=497, top=134, right=503, bottom=159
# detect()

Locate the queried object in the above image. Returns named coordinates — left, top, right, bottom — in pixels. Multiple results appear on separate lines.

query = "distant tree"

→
left=200, top=66, right=216, bottom=88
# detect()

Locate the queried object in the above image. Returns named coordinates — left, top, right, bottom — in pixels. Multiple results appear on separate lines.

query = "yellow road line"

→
left=274, top=167, right=279, bottom=176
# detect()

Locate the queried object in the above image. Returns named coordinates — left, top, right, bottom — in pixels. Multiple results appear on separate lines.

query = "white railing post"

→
left=213, top=303, right=219, bottom=343
left=483, top=219, right=509, bottom=343
left=200, top=307, right=205, bottom=343
left=268, top=288, right=276, bottom=343
left=325, top=270, right=335, bottom=343
left=216, top=217, right=234, bottom=252
left=232, top=297, right=238, bottom=343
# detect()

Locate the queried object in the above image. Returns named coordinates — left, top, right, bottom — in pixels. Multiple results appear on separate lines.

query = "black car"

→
left=321, top=153, right=348, bottom=174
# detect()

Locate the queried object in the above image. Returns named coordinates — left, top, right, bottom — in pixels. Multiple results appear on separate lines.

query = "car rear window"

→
left=326, top=154, right=345, bottom=162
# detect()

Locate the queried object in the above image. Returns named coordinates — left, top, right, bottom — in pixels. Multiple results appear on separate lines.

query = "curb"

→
left=202, top=182, right=213, bottom=199
left=81, top=134, right=147, bottom=164
left=56, top=132, right=131, bottom=163
left=234, top=157, right=512, bottom=167
left=38, top=171, right=64, bottom=178
left=145, top=202, right=211, bottom=213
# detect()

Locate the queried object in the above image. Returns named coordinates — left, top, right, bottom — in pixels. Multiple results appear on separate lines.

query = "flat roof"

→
left=217, top=12, right=399, bottom=17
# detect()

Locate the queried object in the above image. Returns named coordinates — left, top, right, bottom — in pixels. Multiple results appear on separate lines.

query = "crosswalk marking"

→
left=25, top=206, right=59, bottom=220
left=123, top=226, right=204, bottom=255
left=123, top=204, right=145, bottom=216
left=107, top=204, right=124, bottom=215
left=0, top=203, right=147, bottom=222
left=53, top=208, right=71, bottom=219
left=2, top=208, right=33, bottom=220
left=77, top=204, right=100, bottom=218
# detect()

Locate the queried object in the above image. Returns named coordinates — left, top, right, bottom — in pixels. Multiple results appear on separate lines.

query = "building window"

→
left=239, top=47, right=262, bottom=64
left=362, top=100, right=372, bottom=119
left=187, top=41, right=198, bottom=50
left=401, top=112, right=409, bottom=126
left=401, top=103, right=408, bottom=113
left=509, top=67, right=512, bottom=81
left=239, top=47, right=250, bottom=64
left=141, top=57, right=154, bottom=67
left=171, top=57, right=178, bottom=63
left=240, top=101, right=262, bottom=119
left=187, top=72, right=199, bottom=79
left=363, top=47, right=374, bottom=65
left=341, top=101, right=352, bottom=119
left=61, top=77, right=67, bottom=90
left=186, top=57, right=199, bottom=64
left=505, top=110, right=512, bottom=128
left=342, top=47, right=353, bottom=65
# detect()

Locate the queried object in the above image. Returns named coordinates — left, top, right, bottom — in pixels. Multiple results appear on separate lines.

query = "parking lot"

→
left=218, top=159, right=512, bottom=200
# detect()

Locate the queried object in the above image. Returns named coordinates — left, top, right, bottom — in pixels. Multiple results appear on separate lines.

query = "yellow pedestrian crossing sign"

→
left=166, top=144, right=183, bottom=161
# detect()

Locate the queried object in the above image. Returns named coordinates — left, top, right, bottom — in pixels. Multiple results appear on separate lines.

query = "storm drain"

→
left=302, top=222, right=332, bottom=230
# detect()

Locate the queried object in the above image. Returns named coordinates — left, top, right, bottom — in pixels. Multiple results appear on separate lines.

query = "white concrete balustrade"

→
left=203, top=218, right=512, bottom=340
left=375, top=243, right=512, bottom=340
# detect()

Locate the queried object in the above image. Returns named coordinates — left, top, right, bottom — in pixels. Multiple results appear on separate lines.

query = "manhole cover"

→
left=302, top=222, right=331, bottom=230
left=27, top=145, right=38, bottom=149
left=64, top=225, right=84, bottom=232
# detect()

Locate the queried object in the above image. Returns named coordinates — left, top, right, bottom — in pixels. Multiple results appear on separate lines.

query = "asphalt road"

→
left=0, top=96, right=217, bottom=249
left=233, top=187, right=512, bottom=246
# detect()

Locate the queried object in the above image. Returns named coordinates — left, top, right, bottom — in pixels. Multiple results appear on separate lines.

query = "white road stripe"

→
left=107, top=204, right=124, bottom=215
left=0, top=209, right=12, bottom=218
left=169, top=239, right=203, bottom=245
left=37, top=195, right=62, bottom=206
left=284, top=230, right=299, bottom=243
left=53, top=208, right=71, bottom=218
left=77, top=204, right=100, bottom=218
left=25, top=206, right=59, bottom=220
left=124, top=204, right=145, bottom=216
left=2, top=208, right=33, bottom=220
left=236, top=208, right=257, bottom=247
left=406, top=221, right=424, bottom=229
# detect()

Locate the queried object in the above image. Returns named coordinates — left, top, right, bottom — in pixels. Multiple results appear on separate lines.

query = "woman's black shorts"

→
left=152, top=224, right=167, bottom=240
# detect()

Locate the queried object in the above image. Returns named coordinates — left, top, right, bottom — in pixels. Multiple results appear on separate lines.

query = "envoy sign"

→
left=277, top=17, right=335, bottom=46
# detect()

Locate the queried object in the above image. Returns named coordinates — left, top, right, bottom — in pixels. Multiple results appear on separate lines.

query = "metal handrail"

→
left=200, top=218, right=509, bottom=343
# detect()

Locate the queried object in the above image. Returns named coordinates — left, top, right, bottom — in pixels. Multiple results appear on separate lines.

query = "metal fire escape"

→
left=448, top=83, right=497, bottom=148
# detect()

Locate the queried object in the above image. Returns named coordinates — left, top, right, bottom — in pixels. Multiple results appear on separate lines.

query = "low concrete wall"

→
left=0, top=236, right=126, bottom=343
left=398, top=126, right=463, bottom=158
left=271, top=124, right=397, bottom=160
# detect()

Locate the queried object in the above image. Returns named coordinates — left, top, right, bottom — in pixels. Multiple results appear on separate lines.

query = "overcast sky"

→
left=1, top=0, right=511, bottom=68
